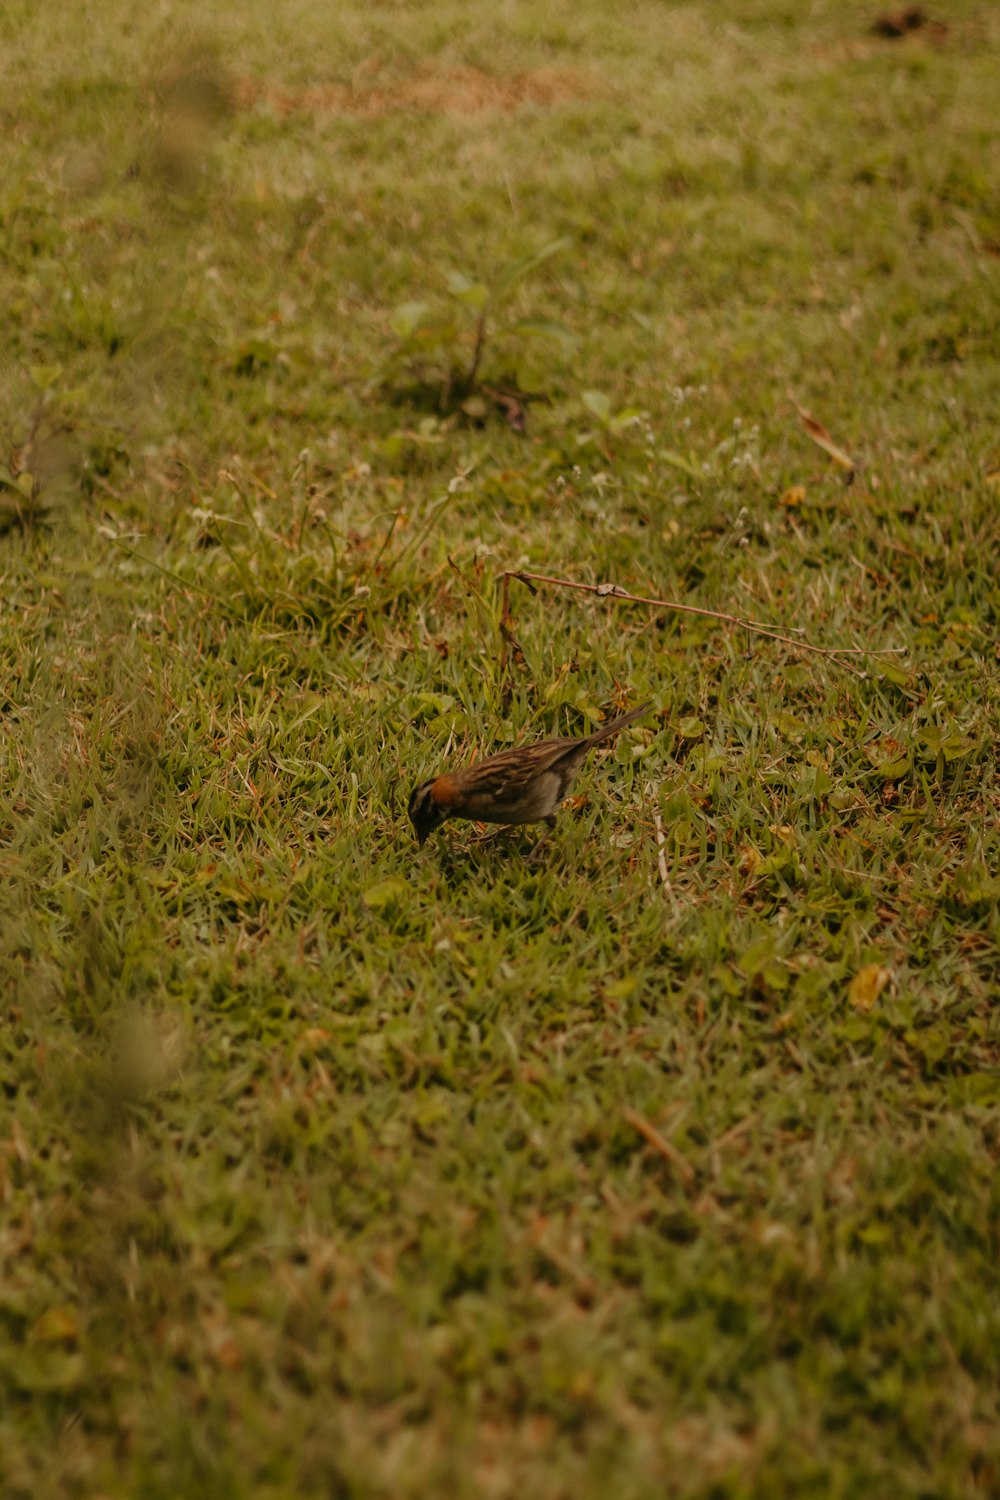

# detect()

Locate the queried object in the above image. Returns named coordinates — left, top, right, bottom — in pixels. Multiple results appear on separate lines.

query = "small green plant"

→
left=0, top=380, right=75, bottom=534
left=574, top=387, right=648, bottom=456
left=0, top=453, right=41, bottom=533
left=373, top=237, right=576, bottom=426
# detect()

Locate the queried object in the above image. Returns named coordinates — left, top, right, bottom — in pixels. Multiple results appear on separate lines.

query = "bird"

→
left=408, top=702, right=651, bottom=858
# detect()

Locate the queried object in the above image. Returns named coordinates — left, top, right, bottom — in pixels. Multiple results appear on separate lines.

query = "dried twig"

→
left=709, top=1113, right=758, bottom=1156
left=497, top=569, right=531, bottom=711
left=498, top=570, right=511, bottom=681
left=504, top=570, right=901, bottom=665
left=465, top=304, right=488, bottom=394
left=623, top=1105, right=696, bottom=1188
left=652, top=808, right=672, bottom=895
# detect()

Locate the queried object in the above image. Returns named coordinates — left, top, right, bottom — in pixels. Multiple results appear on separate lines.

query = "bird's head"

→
left=407, top=780, right=449, bottom=846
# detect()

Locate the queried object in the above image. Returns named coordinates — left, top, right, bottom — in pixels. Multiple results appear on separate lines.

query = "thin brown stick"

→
left=498, top=570, right=511, bottom=681
left=532, top=1239, right=598, bottom=1304
left=465, top=304, right=488, bottom=393
left=505, top=570, right=902, bottom=663
left=623, top=1106, right=696, bottom=1188
left=709, top=1113, right=758, bottom=1156
left=497, top=569, right=528, bottom=712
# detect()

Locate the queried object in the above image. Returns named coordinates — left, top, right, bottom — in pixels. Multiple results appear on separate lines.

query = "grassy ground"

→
left=1, top=1, right=998, bottom=1495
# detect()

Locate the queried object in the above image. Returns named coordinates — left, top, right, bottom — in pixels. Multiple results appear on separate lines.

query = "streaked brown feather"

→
left=451, top=738, right=583, bottom=795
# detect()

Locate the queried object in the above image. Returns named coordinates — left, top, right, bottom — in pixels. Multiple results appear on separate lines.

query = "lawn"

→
left=1, top=1, right=998, bottom=1496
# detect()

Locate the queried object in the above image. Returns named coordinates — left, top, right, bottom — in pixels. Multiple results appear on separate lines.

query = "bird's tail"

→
left=584, top=701, right=653, bottom=746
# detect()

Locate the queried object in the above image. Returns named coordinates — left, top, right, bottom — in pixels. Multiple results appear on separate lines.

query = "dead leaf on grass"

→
left=867, top=734, right=910, bottom=778
left=29, top=1305, right=80, bottom=1344
left=789, top=394, right=856, bottom=477
left=848, top=963, right=892, bottom=1012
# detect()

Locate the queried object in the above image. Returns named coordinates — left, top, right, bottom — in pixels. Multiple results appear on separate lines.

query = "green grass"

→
left=1, top=2, right=998, bottom=1496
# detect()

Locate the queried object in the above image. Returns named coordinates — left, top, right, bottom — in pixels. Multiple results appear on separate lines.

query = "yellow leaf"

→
left=30, top=1306, right=80, bottom=1344
left=300, top=1027, right=330, bottom=1047
left=848, top=963, right=891, bottom=1012
left=606, top=976, right=638, bottom=1000
left=362, top=878, right=407, bottom=910
left=780, top=485, right=806, bottom=507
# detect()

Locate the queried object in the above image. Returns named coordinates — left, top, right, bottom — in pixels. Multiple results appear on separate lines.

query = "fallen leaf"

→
left=867, top=735, right=911, bottom=779
left=29, top=1306, right=80, bottom=1344
left=362, top=878, right=408, bottom=910
left=606, top=976, right=638, bottom=1000
left=789, top=394, right=856, bottom=475
left=848, top=963, right=892, bottom=1012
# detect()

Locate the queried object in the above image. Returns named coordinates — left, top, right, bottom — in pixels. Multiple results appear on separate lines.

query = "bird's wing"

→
left=458, top=738, right=582, bottom=796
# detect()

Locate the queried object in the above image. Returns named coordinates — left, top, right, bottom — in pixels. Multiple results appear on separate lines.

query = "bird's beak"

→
left=417, top=829, right=427, bottom=847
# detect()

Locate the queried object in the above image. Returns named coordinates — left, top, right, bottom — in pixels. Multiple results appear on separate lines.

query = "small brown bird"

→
left=408, top=702, right=651, bottom=857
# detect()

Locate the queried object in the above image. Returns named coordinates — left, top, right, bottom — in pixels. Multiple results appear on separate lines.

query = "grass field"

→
left=1, top=2, right=998, bottom=1495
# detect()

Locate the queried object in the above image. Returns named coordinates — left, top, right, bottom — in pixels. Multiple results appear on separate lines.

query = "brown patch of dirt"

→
left=872, top=7, right=930, bottom=39
left=810, top=11, right=963, bottom=63
left=232, top=64, right=603, bottom=120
